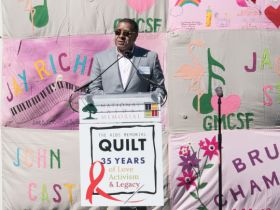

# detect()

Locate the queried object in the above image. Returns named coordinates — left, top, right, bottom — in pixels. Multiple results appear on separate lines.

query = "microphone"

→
left=125, top=51, right=167, bottom=105
left=74, top=54, right=125, bottom=92
left=151, top=79, right=167, bottom=104
left=215, top=86, right=223, bottom=97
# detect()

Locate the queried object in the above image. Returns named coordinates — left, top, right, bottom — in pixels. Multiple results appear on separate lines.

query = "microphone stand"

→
left=140, top=73, right=167, bottom=106
left=218, top=93, right=222, bottom=210
left=125, top=52, right=167, bottom=106
left=74, top=54, right=124, bottom=93
left=68, top=54, right=125, bottom=112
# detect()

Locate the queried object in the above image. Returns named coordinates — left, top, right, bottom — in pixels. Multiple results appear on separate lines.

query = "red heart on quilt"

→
left=211, top=95, right=241, bottom=116
left=127, top=0, right=156, bottom=14
left=264, top=5, right=280, bottom=28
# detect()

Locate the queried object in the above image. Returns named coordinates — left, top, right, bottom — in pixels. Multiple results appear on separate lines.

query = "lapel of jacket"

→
left=123, top=46, right=142, bottom=92
left=109, top=48, right=124, bottom=91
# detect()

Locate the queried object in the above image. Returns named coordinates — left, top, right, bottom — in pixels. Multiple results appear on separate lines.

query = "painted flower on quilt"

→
left=178, top=152, right=200, bottom=172
left=179, top=145, right=190, bottom=156
left=176, top=135, right=219, bottom=210
left=200, top=136, right=219, bottom=160
left=199, top=139, right=205, bottom=147
left=176, top=170, right=197, bottom=190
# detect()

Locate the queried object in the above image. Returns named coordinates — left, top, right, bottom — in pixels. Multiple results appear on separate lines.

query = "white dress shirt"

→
left=118, top=55, right=133, bottom=88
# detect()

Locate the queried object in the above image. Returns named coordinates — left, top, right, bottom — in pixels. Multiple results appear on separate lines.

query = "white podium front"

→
left=79, top=93, right=161, bottom=124
left=79, top=93, right=164, bottom=207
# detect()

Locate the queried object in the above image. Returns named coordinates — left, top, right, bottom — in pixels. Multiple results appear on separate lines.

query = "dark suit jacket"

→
left=88, top=46, right=166, bottom=99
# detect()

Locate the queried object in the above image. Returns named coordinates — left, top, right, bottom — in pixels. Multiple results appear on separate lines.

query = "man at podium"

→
left=88, top=18, right=166, bottom=104
left=86, top=18, right=165, bottom=210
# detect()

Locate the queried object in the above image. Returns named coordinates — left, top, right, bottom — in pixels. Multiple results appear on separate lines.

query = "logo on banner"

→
left=82, top=103, right=98, bottom=120
left=144, top=103, right=159, bottom=118
left=86, top=161, right=144, bottom=204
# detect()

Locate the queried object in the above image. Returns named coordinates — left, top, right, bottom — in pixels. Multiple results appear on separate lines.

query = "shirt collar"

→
left=116, top=45, right=135, bottom=57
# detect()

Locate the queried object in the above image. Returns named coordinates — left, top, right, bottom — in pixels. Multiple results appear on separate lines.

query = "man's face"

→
left=114, top=22, right=138, bottom=53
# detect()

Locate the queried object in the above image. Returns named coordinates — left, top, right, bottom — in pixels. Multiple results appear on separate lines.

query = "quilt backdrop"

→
left=167, top=30, right=280, bottom=132
left=2, top=0, right=167, bottom=38
left=1, top=33, right=166, bottom=130
left=1, top=0, right=280, bottom=209
left=169, top=129, right=280, bottom=210
left=168, top=0, right=279, bottom=31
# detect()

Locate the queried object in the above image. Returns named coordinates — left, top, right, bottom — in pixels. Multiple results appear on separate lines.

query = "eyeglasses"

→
left=114, top=29, right=136, bottom=37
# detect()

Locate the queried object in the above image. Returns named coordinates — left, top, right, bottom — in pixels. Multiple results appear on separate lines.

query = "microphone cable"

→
left=124, top=51, right=168, bottom=106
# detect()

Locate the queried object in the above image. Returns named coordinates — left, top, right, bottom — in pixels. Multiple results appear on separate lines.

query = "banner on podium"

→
left=79, top=93, right=161, bottom=124
left=79, top=123, right=164, bottom=206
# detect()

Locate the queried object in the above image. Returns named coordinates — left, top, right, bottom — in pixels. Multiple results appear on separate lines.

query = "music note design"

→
left=29, top=0, right=49, bottom=28
left=192, top=48, right=225, bottom=114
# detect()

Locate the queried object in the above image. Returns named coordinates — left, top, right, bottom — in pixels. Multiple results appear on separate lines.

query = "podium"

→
left=79, top=93, right=164, bottom=207
left=79, top=93, right=161, bottom=123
